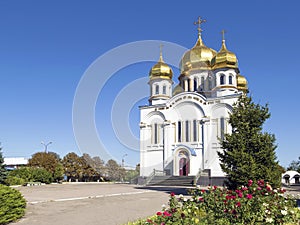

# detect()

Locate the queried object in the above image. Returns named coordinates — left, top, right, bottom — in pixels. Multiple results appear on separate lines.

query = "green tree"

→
left=53, top=163, right=64, bottom=182
left=0, top=146, right=7, bottom=184
left=80, top=154, right=98, bottom=181
left=218, top=95, right=281, bottom=189
left=287, top=157, right=300, bottom=172
left=62, top=152, right=84, bottom=181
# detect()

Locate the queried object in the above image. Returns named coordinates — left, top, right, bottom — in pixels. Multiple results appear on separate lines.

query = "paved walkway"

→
left=11, top=183, right=189, bottom=225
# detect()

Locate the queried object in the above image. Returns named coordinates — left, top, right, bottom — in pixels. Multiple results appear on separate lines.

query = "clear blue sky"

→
left=0, top=1, right=299, bottom=168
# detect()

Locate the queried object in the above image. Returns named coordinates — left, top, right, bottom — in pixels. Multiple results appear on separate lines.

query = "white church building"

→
left=139, top=18, right=248, bottom=185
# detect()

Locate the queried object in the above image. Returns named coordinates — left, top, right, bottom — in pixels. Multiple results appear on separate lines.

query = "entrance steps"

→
left=146, top=175, right=195, bottom=186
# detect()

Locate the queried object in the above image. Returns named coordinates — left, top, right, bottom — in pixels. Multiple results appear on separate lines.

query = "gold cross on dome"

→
left=194, top=16, right=206, bottom=36
left=221, top=29, right=227, bottom=41
left=159, top=44, right=164, bottom=61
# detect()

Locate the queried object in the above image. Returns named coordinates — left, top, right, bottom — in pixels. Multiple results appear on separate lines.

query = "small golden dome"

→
left=149, top=53, right=173, bottom=80
left=212, top=40, right=238, bottom=70
left=179, top=36, right=217, bottom=73
left=236, top=74, right=248, bottom=92
left=172, top=84, right=184, bottom=96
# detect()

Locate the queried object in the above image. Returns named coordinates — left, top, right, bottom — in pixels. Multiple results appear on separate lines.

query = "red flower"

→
left=258, top=179, right=264, bottom=187
left=170, top=192, right=175, bottom=197
left=248, top=179, right=253, bottom=186
left=201, top=189, right=206, bottom=193
left=231, top=209, right=237, bottom=214
left=199, top=197, right=204, bottom=202
left=246, top=194, right=253, bottom=199
left=156, top=211, right=162, bottom=216
left=236, top=202, right=241, bottom=207
left=238, top=193, right=243, bottom=198
left=213, top=185, right=217, bottom=190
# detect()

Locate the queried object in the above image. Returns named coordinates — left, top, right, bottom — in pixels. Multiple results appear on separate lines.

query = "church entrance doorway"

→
left=178, top=151, right=189, bottom=176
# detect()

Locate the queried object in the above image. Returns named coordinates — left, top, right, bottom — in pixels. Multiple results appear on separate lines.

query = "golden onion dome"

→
left=212, top=39, right=238, bottom=70
left=179, top=36, right=217, bottom=73
left=172, top=84, right=184, bottom=96
left=236, top=74, right=248, bottom=92
left=149, top=53, right=173, bottom=80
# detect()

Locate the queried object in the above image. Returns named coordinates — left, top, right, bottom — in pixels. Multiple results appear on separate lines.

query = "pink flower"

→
left=236, top=202, right=241, bottom=207
left=242, top=187, right=248, bottom=191
left=246, top=194, right=253, bottom=199
left=248, top=179, right=253, bottom=186
left=163, top=211, right=172, bottom=217
left=238, top=193, right=243, bottom=198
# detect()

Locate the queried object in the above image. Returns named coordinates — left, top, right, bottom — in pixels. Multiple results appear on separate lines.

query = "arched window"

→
left=220, top=74, right=225, bottom=85
left=153, top=123, right=158, bottom=144
left=162, top=85, right=166, bottom=95
left=185, top=120, right=190, bottom=142
left=194, top=78, right=197, bottom=91
left=155, top=85, right=159, bottom=95
left=229, top=75, right=233, bottom=85
left=193, top=120, right=198, bottom=142
left=220, top=117, right=225, bottom=140
left=201, top=77, right=205, bottom=91
left=178, top=121, right=182, bottom=143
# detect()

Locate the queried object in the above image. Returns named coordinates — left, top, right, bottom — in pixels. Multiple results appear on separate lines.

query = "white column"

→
left=190, top=78, right=194, bottom=92
left=184, top=79, right=188, bottom=91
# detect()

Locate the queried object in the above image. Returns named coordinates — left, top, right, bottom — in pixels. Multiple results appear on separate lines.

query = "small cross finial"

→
left=159, top=44, right=164, bottom=62
left=221, top=29, right=226, bottom=41
left=194, top=16, right=206, bottom=37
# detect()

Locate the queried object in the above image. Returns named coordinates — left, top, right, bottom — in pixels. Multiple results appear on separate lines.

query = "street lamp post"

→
left=41, top=141, right=52, bottom=153
left=122, top=154, right=127, bottom=167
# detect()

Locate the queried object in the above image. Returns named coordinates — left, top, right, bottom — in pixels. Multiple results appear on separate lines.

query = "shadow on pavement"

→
left=134, top=185, right=194, bottom=195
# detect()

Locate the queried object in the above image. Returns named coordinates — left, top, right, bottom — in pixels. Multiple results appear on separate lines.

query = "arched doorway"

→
left=294, top=175, right=300, bottom=184
left=178, top=150, right=189, bottom=176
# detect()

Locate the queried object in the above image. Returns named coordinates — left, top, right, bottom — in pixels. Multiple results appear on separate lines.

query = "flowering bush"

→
left=129, top=180, right=300, bottom=225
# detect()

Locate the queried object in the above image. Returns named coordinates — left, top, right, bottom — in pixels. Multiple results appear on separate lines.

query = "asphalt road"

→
left=11, top=183, right=189, bottom=225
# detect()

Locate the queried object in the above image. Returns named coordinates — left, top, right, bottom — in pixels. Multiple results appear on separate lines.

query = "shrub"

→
left=5, top=176, right=26, bottom=186
left=0, top=184, right=26, bottom=224
left=136, top=180, right=299, bottom=225
left=7, top=167, right=53, bottom=185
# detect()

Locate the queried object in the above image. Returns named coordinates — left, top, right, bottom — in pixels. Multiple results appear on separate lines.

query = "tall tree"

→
left=28, top=152, right=61, bottom=178
left=62, top=152, right=86, bottom=181
left=106, top=159, right=125, bottom=181
left=0, top=145, right=7, bottom=184
left=218, top=95, right=281, bottom=189
left=92, top=156, right=105, bottom=176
